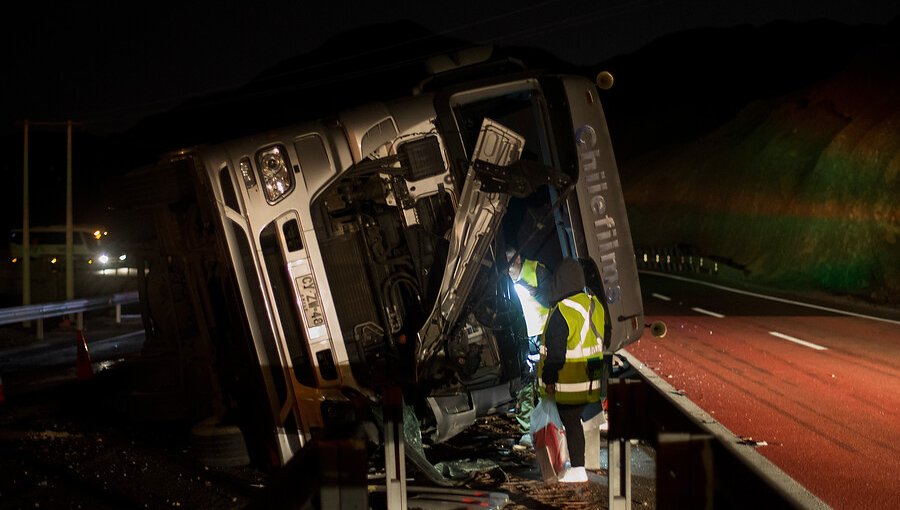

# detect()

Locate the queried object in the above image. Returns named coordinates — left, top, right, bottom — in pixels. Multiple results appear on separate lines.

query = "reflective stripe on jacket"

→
left=538, top=292, right=605, bottom=405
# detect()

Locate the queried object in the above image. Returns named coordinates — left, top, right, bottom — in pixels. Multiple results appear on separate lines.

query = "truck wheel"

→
left=190, top=417, right=251, bottom=468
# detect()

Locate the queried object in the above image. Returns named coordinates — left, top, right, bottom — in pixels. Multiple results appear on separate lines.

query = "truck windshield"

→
left=451, top=86, right=555, bottom=169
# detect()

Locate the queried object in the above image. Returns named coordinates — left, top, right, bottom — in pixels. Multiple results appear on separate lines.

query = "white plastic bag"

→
left=530, top=397, right=570, bottom=479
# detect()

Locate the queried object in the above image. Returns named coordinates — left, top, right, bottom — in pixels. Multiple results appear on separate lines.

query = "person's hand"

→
left=546, top=383, right=556, bottom=396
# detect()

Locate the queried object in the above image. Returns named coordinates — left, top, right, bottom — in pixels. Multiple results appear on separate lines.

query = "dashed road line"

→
left=769, top=331, right=828, bottom=351
left=691, top=307, right=725, bottom=318
left=651, top=293, right=671, bottom=301
left=641, top=270, right=900, bottom=326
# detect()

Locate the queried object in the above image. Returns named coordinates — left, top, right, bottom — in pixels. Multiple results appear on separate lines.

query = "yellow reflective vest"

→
left=516, top=259, right=550, bottom=337
left=537, top=292, right=605, bottom=405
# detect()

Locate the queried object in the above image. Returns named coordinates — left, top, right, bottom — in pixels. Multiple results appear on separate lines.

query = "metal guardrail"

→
left=0, top=291, right=139, bottom=339
left=635, top=245, right=720, bottom=275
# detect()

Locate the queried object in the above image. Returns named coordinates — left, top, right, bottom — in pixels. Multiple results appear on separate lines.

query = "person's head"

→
left=506, top=246, right=523, bottom=280
left=548, top=258, right=586, bottom=304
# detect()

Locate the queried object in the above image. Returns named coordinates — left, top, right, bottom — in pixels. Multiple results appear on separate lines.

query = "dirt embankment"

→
left=616, top=22, right=900, bottom=306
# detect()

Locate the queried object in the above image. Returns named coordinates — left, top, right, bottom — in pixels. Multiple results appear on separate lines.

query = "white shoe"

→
left=558, top=466, right=588, bottom=483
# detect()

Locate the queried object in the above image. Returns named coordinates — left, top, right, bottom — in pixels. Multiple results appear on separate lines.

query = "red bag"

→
left=530, top=398, right=570, bottom=480
left=534, top=421, right=568, bottom=474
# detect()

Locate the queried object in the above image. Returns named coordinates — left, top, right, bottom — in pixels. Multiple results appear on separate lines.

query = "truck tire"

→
left=190, top=417, right=251, bottom=468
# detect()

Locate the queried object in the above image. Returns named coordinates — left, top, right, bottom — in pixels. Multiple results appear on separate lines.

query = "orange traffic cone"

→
left=75, top=330, right=94, bottom=380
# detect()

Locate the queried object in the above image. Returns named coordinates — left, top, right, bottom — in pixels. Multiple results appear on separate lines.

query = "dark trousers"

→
left=557, top=403, right=585, bottom=468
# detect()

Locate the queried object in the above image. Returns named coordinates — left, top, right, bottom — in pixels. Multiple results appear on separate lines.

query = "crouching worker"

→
left=538, top=258, right=606, bottom=483
left=506, top=247, right=552, bottom=441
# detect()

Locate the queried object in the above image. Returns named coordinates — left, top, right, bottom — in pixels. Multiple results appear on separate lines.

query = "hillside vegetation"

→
left=621, top=29, right=899, bottom=305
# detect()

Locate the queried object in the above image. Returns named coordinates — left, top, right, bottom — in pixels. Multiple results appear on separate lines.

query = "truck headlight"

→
left=256, top=145, right=294, bottom=204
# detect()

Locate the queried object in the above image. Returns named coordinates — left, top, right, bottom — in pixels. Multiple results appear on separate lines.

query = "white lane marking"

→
left=641, top=270, right=900, bottom=326
left=769, top=331, right=828, bottom=351
left=651, top=293, right=671, bottom=301
left=692, top=307, right=725, bottom=318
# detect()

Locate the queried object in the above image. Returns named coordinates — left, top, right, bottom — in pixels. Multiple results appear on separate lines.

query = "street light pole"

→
left=22, top=121, right=31, bottom=311
left=66, top=121, right=74, bottom=301
left=20, top=120, right=80, bottom=309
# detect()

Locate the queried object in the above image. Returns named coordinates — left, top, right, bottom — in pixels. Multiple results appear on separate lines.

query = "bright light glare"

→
left=514, top=282, right=548, bottom=337
left=118, top=254, right=127, bottom=261
left=99, top=254, right=109, bottom=264
left=11, top=257, right=17, bottom=264
left=50, top=257, right=57, bottom=264
left=93, top=230, right=101, bottom=239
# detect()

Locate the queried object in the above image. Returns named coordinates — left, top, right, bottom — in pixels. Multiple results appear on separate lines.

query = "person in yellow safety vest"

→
left=506, top=247, right=551, bottom=343
left=538, top=258, right=605, bottom=483
left=506, top=247, right=552, bottom=441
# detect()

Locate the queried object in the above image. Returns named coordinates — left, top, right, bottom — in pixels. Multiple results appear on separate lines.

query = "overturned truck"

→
left=117, top=49, right=643, bottom=469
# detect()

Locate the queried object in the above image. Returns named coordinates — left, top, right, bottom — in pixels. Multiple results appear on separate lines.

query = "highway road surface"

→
left=627, top=271, right=900, bottom=510
left=0, top=317, right=145, bottom=393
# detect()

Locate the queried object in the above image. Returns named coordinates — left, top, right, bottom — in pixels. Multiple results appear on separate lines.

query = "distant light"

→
left=99, top=254, right=109, bottom=264
left=87, top=259, right=93, bottom=265
left=118, top=254, right=127, bottom=261
left=50, top=257, right=57, bottom=264
left=103, top=231, right=108, bottom=236
left=11, top=257, right=17, bottom=264
left=93, top=230, right=101, bottom=239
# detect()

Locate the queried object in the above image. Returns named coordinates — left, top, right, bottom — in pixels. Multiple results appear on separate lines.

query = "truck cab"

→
left=120, top=51, right=643, bottom=468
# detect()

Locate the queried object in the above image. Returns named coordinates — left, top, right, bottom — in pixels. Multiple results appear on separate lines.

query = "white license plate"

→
left=297, top=275, right=326, bottom=327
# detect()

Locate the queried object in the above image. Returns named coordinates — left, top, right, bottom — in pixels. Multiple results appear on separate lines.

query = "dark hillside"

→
left=620, top=20, right=900, bottom=304
left=110, top=21, right=465, bottom=165
left=113, top=21, right=567, bottom=165
left=598, top=19, right=884, bottom=165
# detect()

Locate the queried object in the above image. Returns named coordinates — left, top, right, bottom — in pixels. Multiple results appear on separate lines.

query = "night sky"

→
left=3, top=1, right=899, bottom=137
left=1, top=1, right=898, bottom=235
